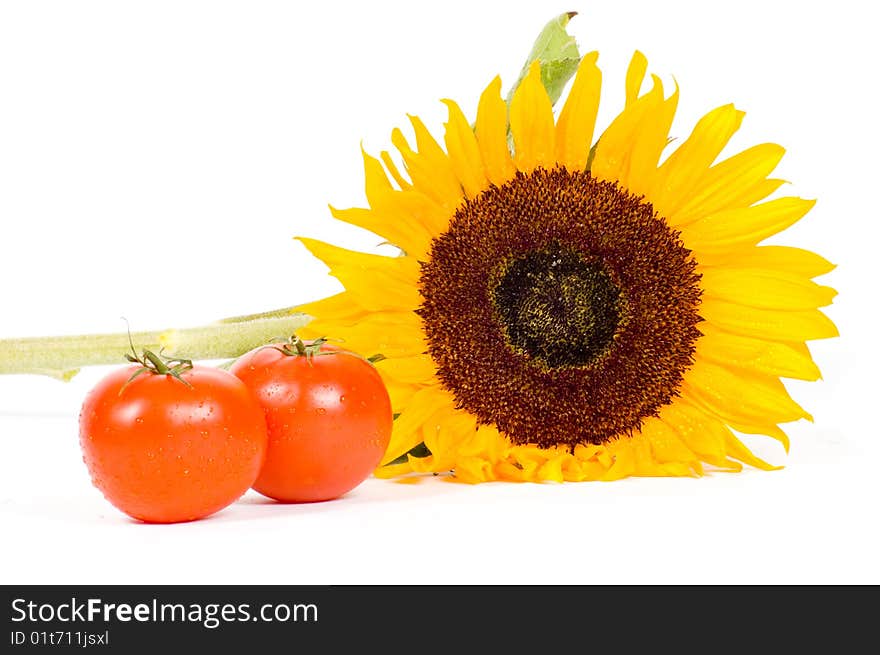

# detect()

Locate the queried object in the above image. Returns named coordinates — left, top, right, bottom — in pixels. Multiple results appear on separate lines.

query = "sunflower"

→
left=295, top=45, right=837, bottom=483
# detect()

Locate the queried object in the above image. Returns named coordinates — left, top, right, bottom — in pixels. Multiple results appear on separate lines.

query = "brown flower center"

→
left=417, top=167, right=702, bottom=448
left=492, top=245, right=622, bottom=370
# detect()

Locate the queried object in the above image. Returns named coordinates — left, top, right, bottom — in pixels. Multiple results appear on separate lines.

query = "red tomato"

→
left=230, top=340, right=392, bottom=502
left=79, top=363, right=268, bottom=523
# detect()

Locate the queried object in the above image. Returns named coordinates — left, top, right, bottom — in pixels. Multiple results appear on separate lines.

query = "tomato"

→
left=230, top=339, right=392, bottom=502
left=79, top=360, right=268, bottom=523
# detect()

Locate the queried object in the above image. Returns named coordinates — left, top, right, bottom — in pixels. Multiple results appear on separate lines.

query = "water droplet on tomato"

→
left=135, top=417, right=144, bottom=424
left=316, top=408, right=326, bottom=415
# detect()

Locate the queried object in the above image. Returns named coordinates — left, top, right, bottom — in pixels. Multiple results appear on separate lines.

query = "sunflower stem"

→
left=0, top=313, right=311, bottom=379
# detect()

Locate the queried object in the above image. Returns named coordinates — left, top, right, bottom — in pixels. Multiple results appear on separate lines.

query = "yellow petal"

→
left=373, top=460, right=414, bottom=479
left=358, top=147, right=446, bottom=251
left=683, top=359, right=811, bottom=427
left=408, top=453, right=443, bottom=474
left=570, top=445, right=614, bottom=480
left=475, top=76, right=516, bottom=186
left=511, top=445, right=554, bottom=478
left=698, top=246, right=836, bottom=278
left=723, top=432, right=781, bottom=471
left=625, top=50, right=648, bottom=107
left=380, top=151, right=411, bottom=189
left=328, top=205, right=432, bottom=258
left=536, top=456, right=566, bottom=483
left=602, top=441, right=636, bottom=481
left=724, top=419, right=791, bottom=454
left=558, top=455, right=585, bottom=481
left=696, top=326, right=822, bottom=381
left=700, top=298, right=839, bottom=342
left=659, top=400, right=737, bottom=469
left=669, top=144, right=786, bottom=226
left=629, top=431, right=662, bottom=476
left=629, top=81, right=678, bottom=196
left=650, top=104, right=744, bottom=216
left=411, top=114, right=465, bottom=205
left=455, top=456, right=496, bottom=483
left=296, top=237, right=421, bottom=312
left=663, top=399, right=781, bottom=471
left=495, top=460, right=528, bottom=482
left=509, top=60, right=555, bottom=172
left=382, top=386, right=455, bottom=465
left=391, top=121, right=463, bottom=211
left=681, top=197, right=816, bottom=253
left=458, top=423, right=510, bottom=462
left=295, top=291, right=366, bottom=323
left=591, top=74, right=674, bottom=195
left=700, top=268, right=837, bottom=310
left=555, top=51, right=601, bottom=170
left=372, top=186, right=454, bottom=248
left=641, top=416, right=700, bottom=468
left=361, top=144, right=394, bottom=200
left=375, top=354, right=437, bottom=385
left=441, top=99, right=489, bottom=199
left=421, top=406, right=477, bottom=471
left=380, top=379, right=422, bottom=417
left=307, top=312, right=425, bottom=360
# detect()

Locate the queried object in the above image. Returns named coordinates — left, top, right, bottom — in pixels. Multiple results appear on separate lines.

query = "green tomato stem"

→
left=0, top=313, right=311, bottom=379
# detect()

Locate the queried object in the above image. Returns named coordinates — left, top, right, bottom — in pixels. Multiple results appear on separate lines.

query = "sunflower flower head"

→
left=296, top=15, right=838, bottom=483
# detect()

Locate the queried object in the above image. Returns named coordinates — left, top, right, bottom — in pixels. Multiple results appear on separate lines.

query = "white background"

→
left=0, top=0, right=876, bottom=584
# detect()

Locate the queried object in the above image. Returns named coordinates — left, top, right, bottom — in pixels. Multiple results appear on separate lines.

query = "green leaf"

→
left=383, top=441, right=432, bottom=466
left=506, top=12, right=581, bottom=107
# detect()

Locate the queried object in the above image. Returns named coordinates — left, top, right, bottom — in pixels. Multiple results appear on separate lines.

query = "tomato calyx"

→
left=122, top=348, right=195, bottom=392
left=268, top=333, right=386, bottom=368
left=271, top=334, right=330, bottom=362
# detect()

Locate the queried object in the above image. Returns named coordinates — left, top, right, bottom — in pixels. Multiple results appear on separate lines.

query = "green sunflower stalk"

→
left=0, top=13, right=837, bottom=483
